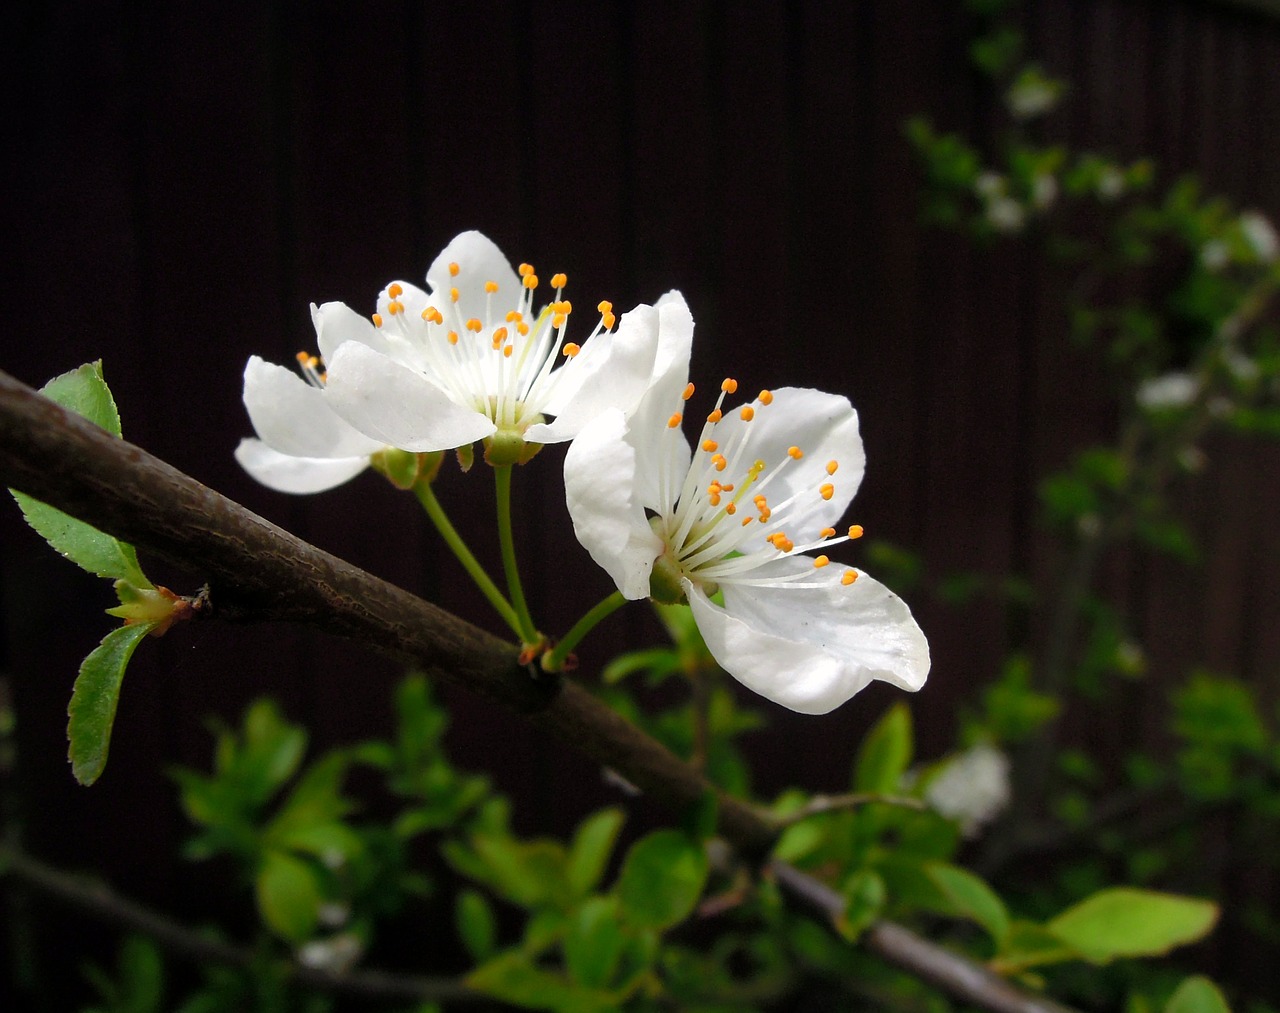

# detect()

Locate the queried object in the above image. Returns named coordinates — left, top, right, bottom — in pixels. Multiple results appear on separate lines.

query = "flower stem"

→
left=412, top=479, right=523, bottom=638
left=493, top=465, right=540, bottom=646
left=544, top=591, right=627, bottom=672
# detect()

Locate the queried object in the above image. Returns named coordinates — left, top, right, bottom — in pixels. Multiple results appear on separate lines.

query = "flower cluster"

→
left=238, top=231, right=929, bottom=713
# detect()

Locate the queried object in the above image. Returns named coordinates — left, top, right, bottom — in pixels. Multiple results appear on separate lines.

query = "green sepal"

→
left=67, top=621, right=157, bottom=785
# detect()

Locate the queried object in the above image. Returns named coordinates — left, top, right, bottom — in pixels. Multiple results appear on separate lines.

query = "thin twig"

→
left=771, top=792, right=928, bottom=829
left=0, top=844, right=478, bottom=1002
left=0, top=368, right=1083, bottom=1013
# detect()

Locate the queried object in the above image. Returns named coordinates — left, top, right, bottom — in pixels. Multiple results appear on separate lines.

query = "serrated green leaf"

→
left=1164, top=975, right=1231, bottom=1013
left=853, top=702, right=913, bottom=793
left=566, top=808, right=625, bottom=898
left=1047, top=888, right=1219, bottom=964
left=11, top=363, right=150, bottom=586
left=925, top=862, right=1010, bottom=945
left=565, top=896, right=625, bottom=989
left=13, top=489, right=150, bottom=585
left=67, top=622, right=156, bottom=785
left=456, top=889, right=497, bottom=962
left=616, top=830, right=707, bottom=930
left=256, top=850, right=321, bottom=942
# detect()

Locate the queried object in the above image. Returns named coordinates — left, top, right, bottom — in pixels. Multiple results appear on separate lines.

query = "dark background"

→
left=3, top=0, right=1280, bottom=1005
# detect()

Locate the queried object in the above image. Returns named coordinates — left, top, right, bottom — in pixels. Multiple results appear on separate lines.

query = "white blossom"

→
left=924, top=744, right=1012, bottom=837
left=1135, top=372, right=1198, bottom=411
left=563, top=317, right=929, bottom=714
left=320, top=231, right=669, bottom=463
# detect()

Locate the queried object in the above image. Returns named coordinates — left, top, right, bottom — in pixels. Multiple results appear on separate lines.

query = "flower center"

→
left=370, top=271, right=615, bottom=434
left=655, top=380, right=863, bottom=596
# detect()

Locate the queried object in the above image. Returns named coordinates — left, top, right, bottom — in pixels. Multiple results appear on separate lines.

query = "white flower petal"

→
left=312, top=302, right=393, bottom=362
left=425, top=231, right=520, bottom=321
left=685, top=559, right=929, bottom=714
left=324, top=342, right=497, bottom=451
left=235, top=438, right=369, bottom=494
left=525, top=304, right=661, bottom=444
left=564, top=408, right=665, bottom=599
left=376, top=279, right=433, bottom=320
left=714, top=387, right=864, bottom=535
left=242, top=357, right=384, bottom=458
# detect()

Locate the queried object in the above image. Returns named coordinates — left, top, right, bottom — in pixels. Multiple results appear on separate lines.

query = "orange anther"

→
left=485, top=280, right=499, bottom=293
left=466, top=318, right=483, bottom=332
left=668, top=412, right=683, bottom=428
left=388, top=283, right=403, bottom=298
left=503, top=344, right=513, bottom=358
left=372, top=313, right=384, bottom=327
left=563, top=343, right=581, bottom=357
left=447, top=330, right=459, bottom=345
left=848, top=524, right=864, bottom=539
left=725, top=502, right=737, bottom=514
left=387, top=299, right=404, bottom=315
left=448, top=262, right=460, bottom=277
left=559, top=299, right=572, bottom=315
left=820, top=483, right=835, bottom=501
left=721, top=378, right=738, bottom=393
left=551, top=272, right=567, bottom=288
left=702, top=439, right=718, bottom=452
left=740, top=405, right=755, bottom=421
left=814, top=555, right=830, bottom=568
left=506, top=310, right=523, bottom=322
left=826, top=460, right=839, bottom=475
left=711, top=454, right=727, bottom=471
left=820, top=527, right=837, bottom=539
left=517, top=322, right=530, bottom=336
left=523, top=274, right=538, bottom=289
left=742, top=517, right=754, bottom=526
left=597, top=299, right=613, bottom=314
left=450, top=287, right=460, bottom=303
left=422, top=306, right=444, bottom=324
left=758, top=389, right=774, bottom=405
left=295, top=351, right=309, bottom=364
left=602, top=311, right=616, bottom=329
left=552, top=313, right=567, bottom=328
left=682, top=382, right=695, bottom=401
left=707, top=409, right=723, bottom=423
left=842, top=570, right=859, bottom=586
left=493, top=326, right=508, bottom=342
left=519, top=262, right=534, bottom=277
left=788, top=446, right=803, bottom=459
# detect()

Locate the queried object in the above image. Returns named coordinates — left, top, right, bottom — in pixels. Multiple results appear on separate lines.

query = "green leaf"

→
left=566, top=808, right=625, bottom=898
left=1164, top=975, right=1232, bottom=1013
left=853, top=702, right=913, bottom=794
left=990, top=921, right=1078, bottom=974
left=11, top=363, right=150, bottom=587
left=564, top=896, right=625, bottom=989
left=455, top=889, right=497, bottom=962
left=67, top=622, right=156, bottom=785
left=1047, top=888, right=1219, bottom=964
left=255, top=850, right=321, bottom=942
left=43, top=361, right=122, bottom=435
left=925, top=862, right=1010, bottom=945
left=837, top=868, right=886, bottom=941
left=467, top=952, right=612, bottom=1013
left=616, top=830, right=708, bottom=930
